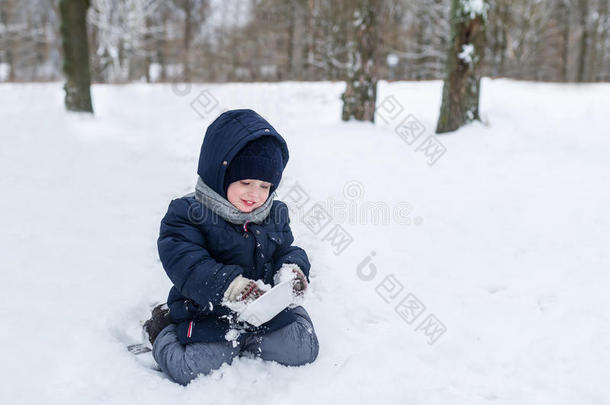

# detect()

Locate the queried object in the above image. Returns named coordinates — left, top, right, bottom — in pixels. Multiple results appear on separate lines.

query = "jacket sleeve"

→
left=157, top=198, right=243, bottom=309
left=272, top=201, right=311, bottom=281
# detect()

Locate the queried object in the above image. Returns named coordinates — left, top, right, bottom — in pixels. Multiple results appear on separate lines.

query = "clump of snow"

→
left=225, top=329, right=241, bottom=347
left=461, top=0, right=488, bottom=19
left=273, top=263, right=307, bottom=307
left=148, top=63, right=162, bottom=82
left=386, top=53, right=399, bottom=67
left=466, top=108, right=475, bottom=120
left=274, top=263, right=299, bottom=285
left=458, top=43, right=475, bottom=65
left=0, top=62, right=9, bottom=81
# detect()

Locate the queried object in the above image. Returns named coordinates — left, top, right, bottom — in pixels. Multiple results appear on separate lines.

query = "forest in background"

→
left=1, top=0, right=608, bottom=83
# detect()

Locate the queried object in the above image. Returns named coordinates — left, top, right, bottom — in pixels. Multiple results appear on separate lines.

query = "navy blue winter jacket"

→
left=157, top=110, right=311, bottom=344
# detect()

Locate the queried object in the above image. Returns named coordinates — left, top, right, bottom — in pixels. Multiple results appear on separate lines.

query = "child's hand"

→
left=291, top=266, right=308, bottom=295
left=274, top=264, right=309, bottom=295
left=240, top=280, right=265, bottom=302
left=224, top=275, right=265, bottom=303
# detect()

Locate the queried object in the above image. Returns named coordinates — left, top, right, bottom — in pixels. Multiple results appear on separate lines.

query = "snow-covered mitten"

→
left=291, top=266, right=308, bottom=295
left=224, top=275, right=265, bottom=303
left=275, top=264, right=308, bottom=295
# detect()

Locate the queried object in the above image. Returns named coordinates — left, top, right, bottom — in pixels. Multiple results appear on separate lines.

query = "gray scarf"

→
left=193, top=177, right=274, bottom=225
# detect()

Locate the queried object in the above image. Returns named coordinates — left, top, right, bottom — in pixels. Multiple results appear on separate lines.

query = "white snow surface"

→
left=1, top=79, right=609, bottom=404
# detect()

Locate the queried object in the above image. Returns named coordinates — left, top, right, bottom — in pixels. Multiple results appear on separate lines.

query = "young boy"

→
left=145, top=109, right=319, bottom=385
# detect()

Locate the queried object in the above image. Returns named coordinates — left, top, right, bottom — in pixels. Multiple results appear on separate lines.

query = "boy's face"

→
left=226, top=179, right=272, bottom=213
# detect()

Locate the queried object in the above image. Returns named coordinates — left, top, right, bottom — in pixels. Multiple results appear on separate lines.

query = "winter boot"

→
left=143, top=303, right=172, bottom=347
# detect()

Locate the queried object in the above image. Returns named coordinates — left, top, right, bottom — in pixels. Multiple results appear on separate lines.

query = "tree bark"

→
left=341, top=0, right=381, bottom=122
left=560, top=0, right=570, bottom=82
left=303, top=0, right=316, bottom=81
left=59, top=0, right=93, bottom=113
left=436, top=0, right=487, bottom=134
left=598, top=0, right=609, bottom=81
left=182, top=0, right=192, bottom=82
left=576, top=0, right=588, bottom=82
left=286, top=0, right=297, bottom=78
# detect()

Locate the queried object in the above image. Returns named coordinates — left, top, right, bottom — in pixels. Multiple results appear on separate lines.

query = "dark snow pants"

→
left=152, top=306, right=319, bottom=385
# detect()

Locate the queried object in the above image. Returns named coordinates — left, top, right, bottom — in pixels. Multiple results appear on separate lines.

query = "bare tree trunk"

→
left=490, top=3, right=502, bottom=77
left=6, top=49, right=15, bottom=81
left=59, top=0, right=93, bottom=113
left=158, top=11, right=168, bottom=82
left=436, top=0, right=487, bottom=134
left=341, top=0, right=381, bottom=122
left=497, top=3, right=509, bottom=77
left=414, top=22, right=425, bottom=80
left=587, top=1, right=601, bottom=82
left=1, top=0, right=16, bottom=81
left=286, top=0, right=297, bottom=78
left=303, top=0, right=316, bottom=81
left=144, top=15, right=152, bottom=83
left=593, top=0, right=610, bottom=82
left=576, top=0, right=588, bottom=82
left=560, top=0, right=570, bottom=81
left=182, top=0, right=192, bottom=82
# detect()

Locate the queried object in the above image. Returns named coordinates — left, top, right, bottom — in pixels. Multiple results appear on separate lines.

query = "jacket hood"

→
left=197, top=109, right=289, bottom=198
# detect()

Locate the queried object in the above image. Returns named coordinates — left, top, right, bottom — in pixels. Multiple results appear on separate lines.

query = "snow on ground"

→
left=1, top=79, right=609, bottom=405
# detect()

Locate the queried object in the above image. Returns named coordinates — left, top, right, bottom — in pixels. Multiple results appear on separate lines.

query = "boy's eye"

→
left=240, top=181, right=250, bottom=185
left=261, top=184, right=270, bottom=189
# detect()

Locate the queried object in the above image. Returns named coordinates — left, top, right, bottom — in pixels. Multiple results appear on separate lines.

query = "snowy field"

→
left=1, top=79, right=609, bottom=404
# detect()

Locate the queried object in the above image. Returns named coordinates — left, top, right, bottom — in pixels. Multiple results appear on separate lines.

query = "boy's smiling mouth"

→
left=241, top=199, right=256, bottom=207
